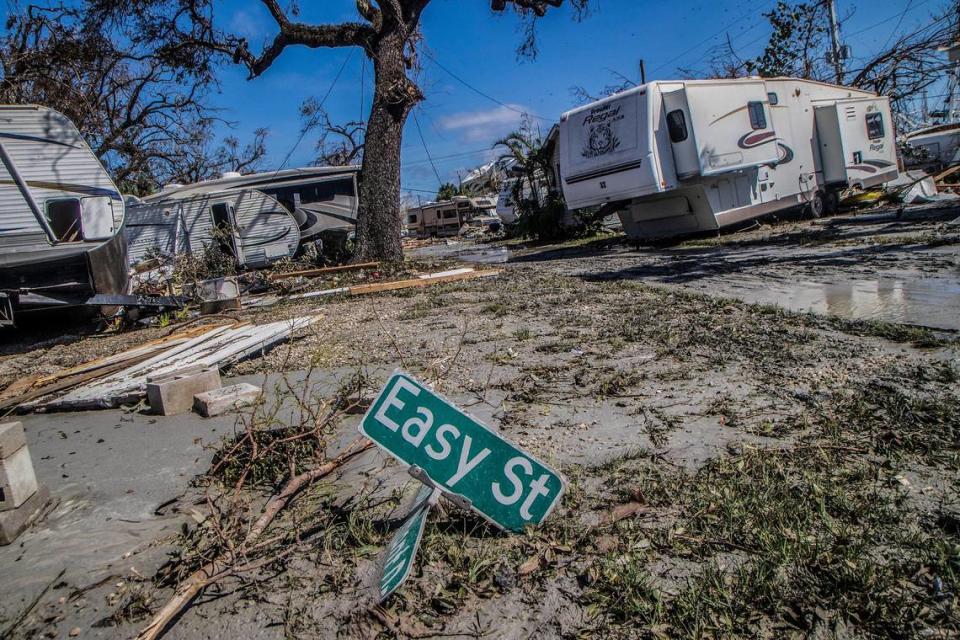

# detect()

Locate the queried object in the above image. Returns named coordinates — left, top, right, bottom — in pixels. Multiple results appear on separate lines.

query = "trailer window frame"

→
left=748, top=101, right=767, bottom=130
left=866, top=112, right=885, bottom=140
left=767, top=92, right=779, bottom=105
left=666, top=110, right=688, bottom=143
left=44, top=197, right=84, bottom=243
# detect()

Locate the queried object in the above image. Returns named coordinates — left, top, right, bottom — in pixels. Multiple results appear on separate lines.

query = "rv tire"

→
left=807, top=191, right=825, bottom=219
left=824, top=191, right=840, bottom=215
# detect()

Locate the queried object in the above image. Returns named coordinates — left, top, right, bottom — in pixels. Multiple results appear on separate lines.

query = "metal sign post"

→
left=360, top=371, right=566, bottom=533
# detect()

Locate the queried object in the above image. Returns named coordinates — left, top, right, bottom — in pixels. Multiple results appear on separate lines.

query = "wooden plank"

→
left=40, top=317, right=321, bottom=411
left=348, top=270, right=500, bottom=296
left=268, top=262, right=379, bottom=281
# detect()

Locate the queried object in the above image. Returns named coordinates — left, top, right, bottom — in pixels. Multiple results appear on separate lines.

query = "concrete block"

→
left=146, top=368, right=221, bottom=416
left=0, top=446, right=39, bottom=511
left=193, top=383, right=262, bottom=418
left=0, top=485, right=50, bottom=545
left=0, top=421, right=26, bottom=459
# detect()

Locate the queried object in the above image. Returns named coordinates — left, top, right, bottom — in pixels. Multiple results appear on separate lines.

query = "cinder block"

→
left=146, top=368, right=221, bottom=416
left=0, top=485, right=50, bottom=545
left=0, top=445, right=39, bottom=511
left=193, top=383, right=262, bottom=418
left=0, top=421, right=26, bottom=459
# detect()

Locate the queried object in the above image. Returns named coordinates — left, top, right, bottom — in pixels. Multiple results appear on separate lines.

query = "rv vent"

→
left=845, top=106, right=857, bottom=120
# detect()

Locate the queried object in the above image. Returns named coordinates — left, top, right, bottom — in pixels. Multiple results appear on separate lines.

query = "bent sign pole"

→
left=360, top=371, right=565, bottom=532
left=377, top=483, right=439, bottom=603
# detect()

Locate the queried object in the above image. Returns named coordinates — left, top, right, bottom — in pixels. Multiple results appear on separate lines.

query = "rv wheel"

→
left=824, top=191, right=840, bottom=215
left=808, top=191, right=825, bottom=219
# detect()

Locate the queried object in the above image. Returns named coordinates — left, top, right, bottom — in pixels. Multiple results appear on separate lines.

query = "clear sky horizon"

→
left=208, top=0, right=950, bottom=200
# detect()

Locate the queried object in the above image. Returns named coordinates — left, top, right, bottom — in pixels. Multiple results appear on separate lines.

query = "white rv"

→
left=148, top=166, right=359, bottom=241
left=559, top=77, right=899, bottom=240
left=0, top=105, right=127, bottom=323
left=125, top=189, right=301, bottom=268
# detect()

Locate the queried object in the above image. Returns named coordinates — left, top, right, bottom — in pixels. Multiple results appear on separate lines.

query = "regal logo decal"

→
left=581, top=102, right=625, bottom=159
left=583, top=123, right=620, bottom=158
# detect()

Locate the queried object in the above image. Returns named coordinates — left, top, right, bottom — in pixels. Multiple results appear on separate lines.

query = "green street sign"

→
left=360, top=371, right=565, bottom=532
left=378, top=483, right=437, bottom=603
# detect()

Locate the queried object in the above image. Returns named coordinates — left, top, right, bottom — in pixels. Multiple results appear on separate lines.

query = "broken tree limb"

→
left=267, top=262, right=379, bottom=281
left=135, top=436, right=374, bottom=640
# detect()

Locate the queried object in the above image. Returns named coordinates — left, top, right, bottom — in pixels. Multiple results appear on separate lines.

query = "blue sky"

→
left=209, top=0, right=949, bottom=199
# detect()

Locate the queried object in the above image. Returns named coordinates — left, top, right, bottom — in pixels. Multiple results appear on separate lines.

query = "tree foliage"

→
left=0, top=2, right=267, bottom=195
left=436, top=182, right=462, bottom=201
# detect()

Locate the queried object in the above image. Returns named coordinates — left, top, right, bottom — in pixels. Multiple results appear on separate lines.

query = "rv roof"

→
left=143, top=165, right=360, bottom=202
left=560, top=76, right=879, bottom=121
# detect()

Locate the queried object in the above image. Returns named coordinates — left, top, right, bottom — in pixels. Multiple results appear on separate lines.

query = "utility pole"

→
left=827, top=0, right=845, bottom=85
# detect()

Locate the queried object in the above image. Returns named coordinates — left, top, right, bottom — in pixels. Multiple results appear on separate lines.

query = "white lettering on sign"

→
left=448, top=435, right=490, bottom=487
left=492, top=457, right=552, bottom=522
left=375, top=377, right=421, bottom=432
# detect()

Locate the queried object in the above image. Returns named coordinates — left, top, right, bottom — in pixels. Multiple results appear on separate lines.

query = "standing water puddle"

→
left=716, top=273, right=960, bottom=331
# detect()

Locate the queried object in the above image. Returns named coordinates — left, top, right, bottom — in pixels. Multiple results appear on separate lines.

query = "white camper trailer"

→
left=0, top=105, right=127, bottom=323
left=559, top=77, right=899, bottom=240
left=125, top=189, right=301, bottom=269
left=148, top=166, right=359, bottom=241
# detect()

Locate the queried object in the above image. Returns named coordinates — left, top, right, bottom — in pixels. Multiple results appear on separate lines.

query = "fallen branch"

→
left=136, top=436, right=374, bottom=640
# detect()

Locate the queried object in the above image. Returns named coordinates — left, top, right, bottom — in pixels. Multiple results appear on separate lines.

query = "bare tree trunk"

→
left=353, top=29, right=420, bottom=263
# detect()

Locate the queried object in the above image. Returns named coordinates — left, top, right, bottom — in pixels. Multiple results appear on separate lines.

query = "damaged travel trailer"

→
left=124, top=189, right=301, bottom=269
left=559, top=77, right=899, bottom=240
left=148, top=166, right=359, bottom=241
left=903, top=122, right=960, bottom=169
left=406, top=196, right=499, bottom=237
left=0, top=105, right=127, bottom=324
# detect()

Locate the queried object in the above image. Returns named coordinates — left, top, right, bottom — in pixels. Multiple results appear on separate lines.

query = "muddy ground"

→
left=0, top=203, right=958, bottom=639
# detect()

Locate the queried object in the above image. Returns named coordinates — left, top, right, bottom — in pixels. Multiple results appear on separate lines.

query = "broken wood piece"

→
left=288, top=269, right=500, bottom=301
left=267, top=261, right=379, bottom=281
left=37, top=317, right=320, bottom=411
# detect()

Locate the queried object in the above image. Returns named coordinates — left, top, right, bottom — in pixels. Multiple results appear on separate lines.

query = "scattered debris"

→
left=34, top=317, right=319, bottom=411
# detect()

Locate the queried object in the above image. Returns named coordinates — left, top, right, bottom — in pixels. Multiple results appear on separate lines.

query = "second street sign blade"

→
left=360, top=371, right=565, bottom=532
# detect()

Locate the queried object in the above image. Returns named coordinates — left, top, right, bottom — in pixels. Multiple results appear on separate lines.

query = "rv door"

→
left=662, top=90, right=699, bottom=179
left=209, top=202, right=243, bottom=265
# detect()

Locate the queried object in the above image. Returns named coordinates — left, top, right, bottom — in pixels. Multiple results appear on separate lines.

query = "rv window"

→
left=45, top=198, right=83, bottom=242
left=748, top=102, right=767, bottom=130
left=666, top=110, right=688, bottom=143
left=407, top=214, right=418, bottom=224
left=767, top=92, right=779, bottom=105
left=866, top=112, right=884, bottom=139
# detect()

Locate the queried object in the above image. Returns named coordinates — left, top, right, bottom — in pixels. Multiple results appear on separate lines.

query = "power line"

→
left=880, top=0, right=916, bottom=51
left=411, top=108, right=443, bottom=186
left=846, top=0, right=935, bottom=38
left=421, top=49, right=553, bottom=122
left=275, top=49, right=355, bottom=173
left=650, top=0, right=779, bottom=75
